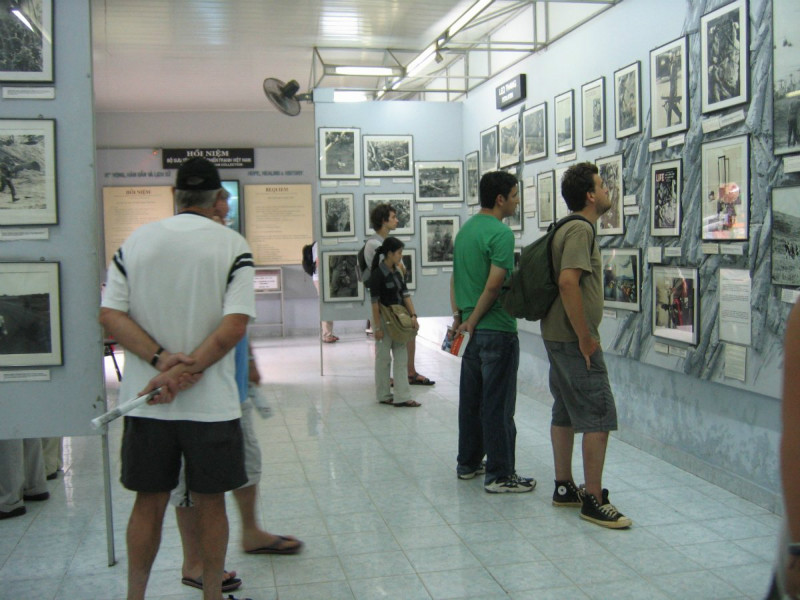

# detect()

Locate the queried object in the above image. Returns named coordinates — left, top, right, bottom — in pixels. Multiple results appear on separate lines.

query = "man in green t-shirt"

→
left=542, top=162, right=631, bottom=528
left=451, top=171, right=535, bottom=494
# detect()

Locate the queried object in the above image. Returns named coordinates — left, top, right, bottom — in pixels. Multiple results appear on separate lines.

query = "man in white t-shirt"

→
left=99, top=157, right=255, bottom=600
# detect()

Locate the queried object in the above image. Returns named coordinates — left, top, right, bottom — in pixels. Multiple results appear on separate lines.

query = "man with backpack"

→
left=543, top=162, right=631, bottom=528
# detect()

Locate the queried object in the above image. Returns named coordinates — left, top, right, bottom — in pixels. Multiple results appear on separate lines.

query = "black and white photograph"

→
left=480, top=126, right=498, bottom=175
left=554, top=165, right=571, bottom=221
left=701, top=0, right=748, bottom=114
left=498, top=113, right=520, bottom=168
left=465, top=151, right=479, bottom=205
left=652, top=265, right=698, bottom=346
left=582, top=77, right=605, bottom=147
left=320, top=193, right=355, bottom=238
left=503, top=183, right=523, bottom=232
left=614, top=61, right=641, bottom=139
left=770, top=185, right=800, bottom=286
left=362, top=134, right=413, bottom=177
left=0, top=0, right=53, bottom=83
left=318, top=127, right=361, bottom=179
left=420, top=216, right=459, bottom=266
left=0, top=261, right=61, bottom=367
left=650, top=159, right=682, bottom=237
left=650, top=36, right=689, bottom=138
left=0, top=118, right=57, bottom=226
left=400, top=248, right=416, bottom=290
left=221, top=180, right=241, bottom=233
left=537, top=170, right=555, bottom=228
left=601, top=248, right=641, bottom=312
left=772, top=0, right=800, bottom=156
left=522, top=102, right=547, bottom=162
left=596, top=154, right=623, bottom=236
left=322, top=251, right=363, bottom=302
left=701, top=134, right=749, bottom=241
left=414, top=161, right=463, bottom=203
left=554, top=89, right=574, bottom=154
left=364, top=193, right=414, bottom=236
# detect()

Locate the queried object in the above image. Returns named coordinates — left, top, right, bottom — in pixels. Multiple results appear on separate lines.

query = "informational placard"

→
left=253, top=268, right=282, bottom=293
left=102, top=186, right=174, bottom=268
left=244, top=184, right=312, bottom=265
left=719, top=268, right=751, bottom=345
left=724, top=343, right=747, bottom=381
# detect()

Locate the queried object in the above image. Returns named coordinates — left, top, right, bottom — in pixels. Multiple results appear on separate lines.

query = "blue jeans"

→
left=457, top=330, right=519, bottom=484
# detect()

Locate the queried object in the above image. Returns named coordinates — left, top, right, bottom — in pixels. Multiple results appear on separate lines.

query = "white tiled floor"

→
left=0, top=334, right=779, bottom=599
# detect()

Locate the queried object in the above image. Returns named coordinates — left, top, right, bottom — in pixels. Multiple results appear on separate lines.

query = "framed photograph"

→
left=652, top=265, right=699, bottom=346
left=554, top=90, right=575, bottom=154
left=581, top=77, right=606, bottom=147
left=522, top=102, right=547, bottom=162
left=400, top=248, right=417, bottom=290
left=536, top=170, right=555, bottom=229
left=0, top=262, right=62, bottom=367
left=480, top=126, right=498, bottom=175
left=320, top=193, right=355, bottom=238
left=772, top=0, right=800, bottom=156
left=465, top=151, right=479, bottom=205
left=650, top=37, right=689, bottom=138
left=362, top=135, right=413, bottom=177
left=601, top=248, right=641, bottom=312
left=503, top=187, right=523, bottom=232
left=364, top=193, right=414, bottom=236
left=554, top=165, right=571, bottom=220
left=650, top=159, right=682, bottom=237
left=770, top=186, right=800, bottom=286
left=322, top=251, right=363, bottom=302
left=498, top=113, right=520, bottom=168
left=221, top=180, right=241, bottom=233
left=701, top=0, right=748, bottom=114
left=420, top=216, right=459, bottom=266
left=595, top=154, right=623, bottom=236
left=701, top=134, right=749, bottom=241
left=0, top=0, right=53, bottom=83
left=414, top=161, right=463, bottom=203
left=614, top=61, right=641, bottom=138
left=0, top=118, right=57, bottom=226
left=318, top=127, right=361, bottom=180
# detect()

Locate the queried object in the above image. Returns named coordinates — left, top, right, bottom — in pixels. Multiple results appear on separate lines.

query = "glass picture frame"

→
left=651, top=265, right=699, bottom=346
left=581, top=76, right=606, bottom=147
left=318, top=127, right=361, bottom=180
left=770, top=185, right=800, bottom=286
left=400, top=248, right=416, bottom=290
left=480, top=126, right=498, bottom=175
left=221, top=180, right=241, bottom=233
left=595, top=153, right=623, bottom=236
left=772, top=0, right=800, bottom=156
left=498, top=113, right=520, bottom=168
left=650, top=159, right=682, bottom=237
left=364, top=193, right=414, bottom=236
left=650, top=36, right=689, bottom=138
left=362, top=134, right=413, bottom=177
left=414, top=161, right=463, bottom=203
left=322, top=251, right=363, bottom=302
left=536, top=170, right=555, bottom=229
left=601, top=248, right=641, bottom=312
left=554, top=89, right=575, bottom=154
left=420, top=216, right=459, bottom=266
left=701, top=134, right=749, bottom=241
left=465, top=151, right=479, bottom=205
left=522, top=102, right=547, bottom=162
left=0, top=0, right=53, bottom=83
left=700, top=0, right=748, bottom=114
left=614, top=61, right=641, bottom=139
left=320, top=193, right=355, bottom=238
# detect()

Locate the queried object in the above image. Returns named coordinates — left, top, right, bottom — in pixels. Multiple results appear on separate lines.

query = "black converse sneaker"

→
left=484, top=474, right=535, bottom=493
left=552, top=480, right=584, bottom=507
left=580, top=488, right=632, bottom=528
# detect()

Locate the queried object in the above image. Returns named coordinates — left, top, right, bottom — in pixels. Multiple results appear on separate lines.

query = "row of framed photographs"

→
left=319, top=129, right=417, bottom=180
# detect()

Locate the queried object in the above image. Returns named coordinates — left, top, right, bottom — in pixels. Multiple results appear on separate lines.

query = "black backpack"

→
left=301, top=243, right=315, bottom=276
left=356, top=242, right=369, bottom=283
left=500, top=215, right=594, bottom=321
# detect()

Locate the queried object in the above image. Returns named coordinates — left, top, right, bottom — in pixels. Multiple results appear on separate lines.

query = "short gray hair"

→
left=174, top=188, right=221, bottom=210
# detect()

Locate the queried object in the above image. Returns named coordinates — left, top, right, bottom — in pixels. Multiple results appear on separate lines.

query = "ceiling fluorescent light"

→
left=333, top=90, right=369, bottom=102
left=333, top=66, right=402, bottom=77
left=10, top=8, right=35, bottom=32
left=448, top=0, right=493, bottom=38
left=406, top=44, right=437, bottom=78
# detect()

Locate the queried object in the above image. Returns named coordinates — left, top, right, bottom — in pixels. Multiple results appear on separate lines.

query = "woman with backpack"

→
left=369, top=237, right=421, bottom=407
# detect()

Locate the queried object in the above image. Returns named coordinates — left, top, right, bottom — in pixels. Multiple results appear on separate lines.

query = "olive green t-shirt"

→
left=453, top=213, right=517, bottom=333
left=540, top=219, right=602, bottom=342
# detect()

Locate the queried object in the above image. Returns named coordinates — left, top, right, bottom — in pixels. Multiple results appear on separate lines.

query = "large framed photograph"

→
left=318, top=127, right=361, bottom=180
left=498, top=113, right=520, bottom=168
left=582, top=77, right=606, bottom=147
left=480, top=126, right=498, bottom=175
left=364, top=193, right=414, bottom=236
left=554, top=90, right=575, bottom=154
left=320, top=193, right=355, bottom=238
left=0, top=0, right=53, bottom=83
left=770, top=185, right=800, bottom=286
left=554, top=165, right=571, bottom=220
left=420, top=216, right=459, bottom=266
left=536, top=170, right=555, bottom=229
left=701, top=0, right=748, bottom=114
left=400, top=248, right=417, bottom=290
left=465, top=151, right=479, bottom=205
left=652, top=265, right=699, bottom=346
left=595, top=154, right=623, bottom=236
left=221, top=180, right=242, bottom=233
left=0, top=262, right=62, bottom=367
left=414, top=161, right=463, bottom=203
left=522, top=102, right=547, bottom=162
left=601, top=248, right=641, bottom=312
left=650, top=37, right=689, bottom=138
left=321, top=251, right=363, bottom=302
left=614, top=61, right=641, bottom=139
left=701, top=134, right=749, bottom=241
left=650, top=159, right=682, bottom=237
left=772, top=0, right=800, bottom=156
left=0, top=118, right=57, bottom=226
left=363, top=135, right=413, bottom=177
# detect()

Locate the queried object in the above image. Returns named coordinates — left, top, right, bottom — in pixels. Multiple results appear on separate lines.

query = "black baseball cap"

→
left=175, top=157, right=221, bottom=191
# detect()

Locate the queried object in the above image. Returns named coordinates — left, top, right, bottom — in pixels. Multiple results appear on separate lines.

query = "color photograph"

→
left=601, top=248, right=641, bottom=312
left=650, top=159, right=682, bottom=237
left=701, top=135, right=749, bottom=241
left=652, top=265, right=698, bottom=345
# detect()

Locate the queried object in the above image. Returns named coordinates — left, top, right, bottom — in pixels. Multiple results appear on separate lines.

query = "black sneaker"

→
left=485, top=474, right=535, bottom=494
left=457, top=460, right=486, bottom=480
left=580, top=489, right=632, bottom=528
left=552, top=480, right=584, bottom=507
left=511, top=473, right=537, bottom=489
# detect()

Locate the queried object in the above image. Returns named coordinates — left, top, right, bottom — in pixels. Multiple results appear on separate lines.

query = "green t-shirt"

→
left=453, top=213, right=517, bottom=333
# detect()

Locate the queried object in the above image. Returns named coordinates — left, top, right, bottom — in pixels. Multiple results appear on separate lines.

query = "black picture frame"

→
left=465, top=151, right=479, bottom=205
left=554, top=89, right=575, bottom=154
left=770, top=185, right=800, bottom=286
left=650, top=159, right=682, bottom=237
left=522, top=102, right=547, bottom=161
left=480, top=126, right=498, bottom=175
left=650, top=36, right=689, bottom=138
left=700, top=0, right=748, bottom=114
left=536, top=170, right=555, bottom=229
left=772, top=0, right=800, bottom=156
left=321, top=193, right=355, bottom=238
left=498, top=113, right=520, bottom=168
left=581, top=77, right=606, bottom=147
left=614, top=61, right=641, bottom=139
left=420, top=216, right=459, bottom=266
left=322, top=251, right=363, bottom=302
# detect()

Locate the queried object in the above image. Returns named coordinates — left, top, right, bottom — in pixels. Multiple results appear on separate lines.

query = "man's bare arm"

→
left=558, top=268, right=597, bottom=370
left=457, top=264, right=506, bottom=336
